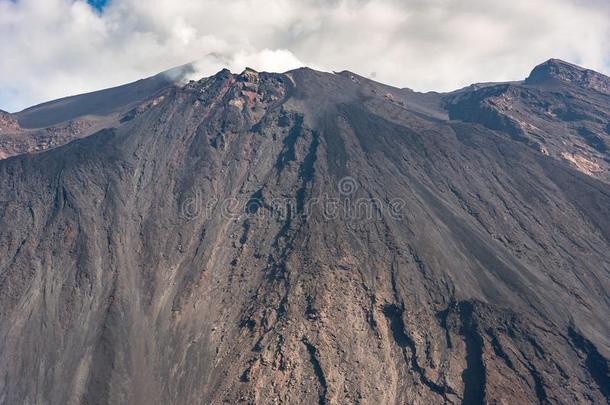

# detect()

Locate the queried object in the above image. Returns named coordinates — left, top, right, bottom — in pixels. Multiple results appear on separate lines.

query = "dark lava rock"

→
left=0, top=61, right=609, bottom=404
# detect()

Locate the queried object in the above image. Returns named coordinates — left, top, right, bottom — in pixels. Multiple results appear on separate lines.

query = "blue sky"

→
left=86, top=0, right=106, bottom=12
left=1, top=0, right=609, bottom=112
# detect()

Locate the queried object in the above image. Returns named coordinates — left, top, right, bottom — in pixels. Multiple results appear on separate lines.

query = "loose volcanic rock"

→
left=0, top=61, right=609, bottom=404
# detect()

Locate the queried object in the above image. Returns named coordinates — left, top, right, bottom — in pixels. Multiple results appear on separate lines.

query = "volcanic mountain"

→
left=0, top=59, right=609, bottom=404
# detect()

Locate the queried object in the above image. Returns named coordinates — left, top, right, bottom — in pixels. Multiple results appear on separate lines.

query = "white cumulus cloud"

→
left=0, top=0, right=609, bottom=111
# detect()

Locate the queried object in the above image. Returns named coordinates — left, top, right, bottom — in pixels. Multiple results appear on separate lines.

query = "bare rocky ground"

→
left=0, top=60, right=609, bottom=404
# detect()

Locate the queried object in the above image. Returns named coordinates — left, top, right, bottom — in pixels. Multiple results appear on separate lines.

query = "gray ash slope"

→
left=0, top=64, right=193, bottom=160
left=0, top=60, right=609, bottom=404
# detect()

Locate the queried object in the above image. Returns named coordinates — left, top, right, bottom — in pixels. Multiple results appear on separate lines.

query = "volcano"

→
left=0, top=60, right=609, bottom=404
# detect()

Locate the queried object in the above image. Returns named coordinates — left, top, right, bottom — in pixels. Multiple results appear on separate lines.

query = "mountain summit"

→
left=526, top=58, right=610, bottom=94
left=0, top=60, right=609, bottom=404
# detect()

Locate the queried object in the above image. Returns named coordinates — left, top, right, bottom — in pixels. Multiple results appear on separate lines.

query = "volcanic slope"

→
left=0, top=61, right=609, bottom=404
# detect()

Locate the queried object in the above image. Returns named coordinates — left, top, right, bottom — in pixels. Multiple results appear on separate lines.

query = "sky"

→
left=0, top=0, right=609, bottom=112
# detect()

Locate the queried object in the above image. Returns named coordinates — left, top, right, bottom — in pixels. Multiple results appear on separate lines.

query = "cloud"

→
left=0, top=0, right=609, bottom=111
left=186, top=49, right=309, bottom=83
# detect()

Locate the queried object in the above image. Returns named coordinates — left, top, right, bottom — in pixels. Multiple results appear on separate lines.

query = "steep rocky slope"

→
left=445, top=59, right=610, bottom=183
left=0, top=110, right=20, bottom=133
left=0, top=65, right=192, bottom=160
left=0, top=61, right=609, bottom=404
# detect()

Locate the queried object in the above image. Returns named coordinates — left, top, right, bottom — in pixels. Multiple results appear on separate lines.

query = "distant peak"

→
left=527, top=59, right=586, bottom=80
left=542, top=58, right=581, bottom=68
left=525, top=58, right=610, bottom=93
